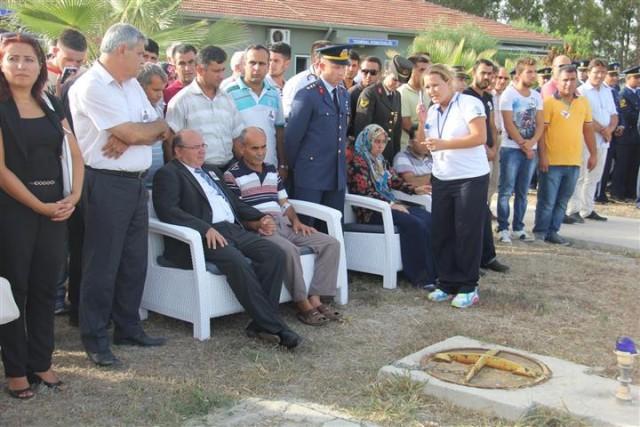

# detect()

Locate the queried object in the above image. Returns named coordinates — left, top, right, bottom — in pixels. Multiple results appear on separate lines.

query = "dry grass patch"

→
left=0, top=241, right=638, bottom=426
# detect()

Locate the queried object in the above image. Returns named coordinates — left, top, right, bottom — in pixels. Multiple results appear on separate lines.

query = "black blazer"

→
left=152, top=159, right=265, bottom=268
left=0, top=94, right=65, bottom=207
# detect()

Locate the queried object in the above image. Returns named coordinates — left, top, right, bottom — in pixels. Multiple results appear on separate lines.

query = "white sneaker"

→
left=498, top=229, right=512, bottom=243
left=512, top=230, right=535, bottom=242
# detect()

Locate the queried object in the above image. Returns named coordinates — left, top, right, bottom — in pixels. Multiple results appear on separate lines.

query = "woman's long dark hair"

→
left=0, top=32, right=49, bottom=103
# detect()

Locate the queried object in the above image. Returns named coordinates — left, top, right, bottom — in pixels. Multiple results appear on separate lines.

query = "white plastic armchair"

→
left=343, top=194, right=402, bottom=289
left=141, top=194, right=347, bottom=341
left=392, top=190, right=432, bottom=212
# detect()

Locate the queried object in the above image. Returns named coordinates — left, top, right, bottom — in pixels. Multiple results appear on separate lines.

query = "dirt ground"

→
left=1, top=236, right=638, bottom=426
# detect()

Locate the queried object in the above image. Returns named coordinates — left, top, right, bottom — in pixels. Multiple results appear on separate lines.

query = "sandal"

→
left=296, top=309, right=329, bottom=326
left=316, top=303, right=343, bottom=322
left=5, top=386, right=35, bottom=400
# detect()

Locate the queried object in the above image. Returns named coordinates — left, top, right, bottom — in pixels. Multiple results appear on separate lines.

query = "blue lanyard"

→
left=436, top=94, right=458, bottom=139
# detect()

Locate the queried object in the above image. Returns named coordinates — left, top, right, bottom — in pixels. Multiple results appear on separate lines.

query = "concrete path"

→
left=183, top=398, right=379, bottom=427
left=492, top=202, right=640, bottom=252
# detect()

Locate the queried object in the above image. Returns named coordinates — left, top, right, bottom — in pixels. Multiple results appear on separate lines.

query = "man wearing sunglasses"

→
left=348, top=56, right=382, bottom=140
left=354, top=55, right=414, bottom=162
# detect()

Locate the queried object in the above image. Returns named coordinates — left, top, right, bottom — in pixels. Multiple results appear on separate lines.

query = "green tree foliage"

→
left=410, top=27, right=498, bottom=71
left=2, top=0, right=249, bottom=59
left=412, top=23, right=499, bottom=57
left=431, top=0, right=638, bottom=67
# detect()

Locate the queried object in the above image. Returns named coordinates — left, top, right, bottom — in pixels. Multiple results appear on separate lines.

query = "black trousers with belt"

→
left=431, top=174, right=489, bottom=294
left=79, top=168, right=148, bottom=353
left=0, top=186, right=66, bottom=377
left=205, top=222, right=288, bottom=334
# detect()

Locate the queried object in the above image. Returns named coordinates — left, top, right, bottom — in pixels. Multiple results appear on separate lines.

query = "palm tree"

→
left=409, top=37, right=497, bottom=72
left=2, top=0, right=249, bottom=58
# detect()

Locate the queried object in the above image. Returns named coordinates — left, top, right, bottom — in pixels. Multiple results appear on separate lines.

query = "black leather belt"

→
left=86, top=166, right=147, bottom=179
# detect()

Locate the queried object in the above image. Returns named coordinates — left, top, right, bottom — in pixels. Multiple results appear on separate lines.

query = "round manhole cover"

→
left=420, top=347, right=552, bottom=389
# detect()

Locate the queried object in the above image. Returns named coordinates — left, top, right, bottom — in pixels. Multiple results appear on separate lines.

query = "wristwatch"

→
left=278, top=165, right=288, bottom=170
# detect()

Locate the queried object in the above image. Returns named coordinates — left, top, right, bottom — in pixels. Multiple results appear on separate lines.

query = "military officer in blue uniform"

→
left=285, top=45, right=351, bottom=217
left=611, top=65, right=640, bottom=201
left=596, top=62, right=624, bottom=202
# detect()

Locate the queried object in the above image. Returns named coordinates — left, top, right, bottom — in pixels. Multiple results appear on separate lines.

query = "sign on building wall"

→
left=347, top=37, right=399, bottom=47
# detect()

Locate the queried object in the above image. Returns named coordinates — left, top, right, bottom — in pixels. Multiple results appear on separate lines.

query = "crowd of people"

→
left=0, top=22, right=638, bottom=400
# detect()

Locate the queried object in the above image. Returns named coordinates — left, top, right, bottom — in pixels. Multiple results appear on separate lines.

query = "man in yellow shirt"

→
left=533, top=65, right=597, bottom=245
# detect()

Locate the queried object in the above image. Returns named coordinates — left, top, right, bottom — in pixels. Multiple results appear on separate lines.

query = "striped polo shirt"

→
left=225, top=78, right=285, bottom=166
left=223, top=159, right=287, bottom=218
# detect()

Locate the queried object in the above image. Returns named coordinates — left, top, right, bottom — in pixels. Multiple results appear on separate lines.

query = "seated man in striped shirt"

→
left=224, top=127, right=342, bottom=326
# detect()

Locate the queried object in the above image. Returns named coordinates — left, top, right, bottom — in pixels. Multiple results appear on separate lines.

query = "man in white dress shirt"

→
left=566, top=58, right=618, bottom=222
left=70, top=23, right=171, bottom=367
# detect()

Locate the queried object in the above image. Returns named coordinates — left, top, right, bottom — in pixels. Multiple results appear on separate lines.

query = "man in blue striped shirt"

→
left=226, top=45, right=288, bottom=180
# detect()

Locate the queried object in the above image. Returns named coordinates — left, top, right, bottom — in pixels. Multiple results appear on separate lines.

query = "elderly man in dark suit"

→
left=152, top=129, right=303, bottom=349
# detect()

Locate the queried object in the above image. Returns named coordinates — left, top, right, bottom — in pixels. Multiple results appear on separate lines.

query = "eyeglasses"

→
left=178, top=143, right=208, bottom=150
left=360, top=69, right=378, bottom=76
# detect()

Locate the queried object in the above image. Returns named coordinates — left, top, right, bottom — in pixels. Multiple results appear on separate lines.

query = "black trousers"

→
left=79, top=169, right=148, bottom=353
left=481, top=205, right=497, bottom=267
left=0, top=191, right=66, bottom=377
left=205, top=222, right=288, bottom=334
left=431, top=174, right=489, bottom=294
left=611, top=144, right=640, bottom=199
left=67, top=205, right=84, bottom=322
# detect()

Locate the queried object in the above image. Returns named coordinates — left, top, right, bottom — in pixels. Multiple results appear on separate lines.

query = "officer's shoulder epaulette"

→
left=304, top=80, right=320, bottom=90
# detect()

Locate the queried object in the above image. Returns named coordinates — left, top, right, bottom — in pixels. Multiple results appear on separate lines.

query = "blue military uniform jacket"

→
left=285, top=79, right=349, bottom=191
left=619, top=86, right=639, bottom=145
left=609, top=84, right=625, bottom=128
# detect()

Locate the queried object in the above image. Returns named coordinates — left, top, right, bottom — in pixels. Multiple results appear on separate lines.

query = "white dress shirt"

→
left=69, top=61, right=156, bottom=171
left=182, top=163, right=235, bottom=224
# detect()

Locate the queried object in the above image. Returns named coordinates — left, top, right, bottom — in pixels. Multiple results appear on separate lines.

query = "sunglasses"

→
left=360, top=69, right=378, bottom=76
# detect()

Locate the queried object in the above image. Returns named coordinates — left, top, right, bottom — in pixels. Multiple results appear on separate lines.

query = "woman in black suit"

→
left=0, top=33, right=84, bottom=399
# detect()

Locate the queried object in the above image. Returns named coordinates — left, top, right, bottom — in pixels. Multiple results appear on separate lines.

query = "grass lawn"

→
left=1, top=229, right=638, bottom=426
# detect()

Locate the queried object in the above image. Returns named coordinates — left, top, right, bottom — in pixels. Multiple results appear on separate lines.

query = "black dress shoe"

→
left=113, top=331, right=166, bottom=347
left=562, top=214, right=576, bottom=224
left=278, top=329, right=303, bottom=350
left=86, top=349, right=122, bottom=367
left=482, top=259, right=510, bottom=273
left=585, top=211, right=607, bottom=221
left=246, top=324, right=281, bottom=345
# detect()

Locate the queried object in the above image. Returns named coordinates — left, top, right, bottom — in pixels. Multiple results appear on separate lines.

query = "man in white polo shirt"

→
left=69, top=23, right=171, bottom=367
left=282, top=40, right=330, bottom=118
left=166, top=45, right=245, bottom=170
left=566, top=58, right=618, bottom=223
left=226, top=45, right=287, bottom=178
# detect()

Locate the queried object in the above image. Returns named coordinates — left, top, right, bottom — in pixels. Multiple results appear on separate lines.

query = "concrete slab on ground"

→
left=183, top=398, right=380, bottom=427
left=491, top=199, right=640, bottom=252
left=379, top=336, right=640, bottom=427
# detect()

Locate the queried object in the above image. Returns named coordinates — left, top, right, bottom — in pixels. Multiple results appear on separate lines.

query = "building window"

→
left=295, top=55, right=310, bottom=74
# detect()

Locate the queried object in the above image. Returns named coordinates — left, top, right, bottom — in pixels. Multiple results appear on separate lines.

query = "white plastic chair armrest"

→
left=344, top=194, right=395, bottom=237
left=392, top=190, right=432, bottom=212
left=289, top=199, right=348, bottom=301
left=148, top=218, right=208, bottom=277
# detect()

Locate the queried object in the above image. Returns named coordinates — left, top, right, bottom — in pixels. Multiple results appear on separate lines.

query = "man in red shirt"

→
left=163, top=44, right=197, bottom=105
